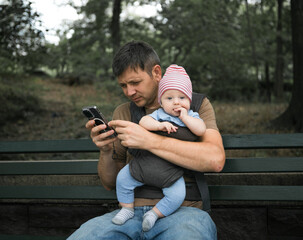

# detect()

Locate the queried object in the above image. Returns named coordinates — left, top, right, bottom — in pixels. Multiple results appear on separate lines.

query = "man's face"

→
left=117, top=66, right=161, bottom=109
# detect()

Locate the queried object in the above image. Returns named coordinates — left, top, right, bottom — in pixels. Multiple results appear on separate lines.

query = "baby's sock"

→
left=142, top=209, right=159, bottom=232
left=112, top=207, right=134, bottom=225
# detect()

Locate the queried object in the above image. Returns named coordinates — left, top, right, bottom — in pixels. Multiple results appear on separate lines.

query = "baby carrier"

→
left=128, top=93, right=211, bottom=212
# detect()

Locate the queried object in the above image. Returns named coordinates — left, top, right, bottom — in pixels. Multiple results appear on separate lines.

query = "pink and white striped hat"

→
left=158, top=64, right=192, bottom=103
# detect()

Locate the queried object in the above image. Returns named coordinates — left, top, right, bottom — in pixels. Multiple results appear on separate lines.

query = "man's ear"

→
left=152, top=65, right=162, bottom=82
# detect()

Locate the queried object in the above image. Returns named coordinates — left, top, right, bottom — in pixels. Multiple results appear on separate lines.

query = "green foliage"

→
left=0, top=0, right=45, bottom=74
left=38, top=0, right=291, bottom=101
left=1, top=0, right=293, bottom=102
left=0, top=77, right=41, bottom=126
left=42, top=0, right=114, bottom=83
left=148, top=0, right=292, bottom=100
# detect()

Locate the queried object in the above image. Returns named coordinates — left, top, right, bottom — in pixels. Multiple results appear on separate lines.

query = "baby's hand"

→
left=174, top=107, right=188, bottom=120
left=158, top=122, right=178, bottom=134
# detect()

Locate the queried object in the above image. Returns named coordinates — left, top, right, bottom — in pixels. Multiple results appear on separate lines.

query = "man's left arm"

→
left=146, top=128, right=225, bottom=173
left=109, top=120, right=225, bottom=173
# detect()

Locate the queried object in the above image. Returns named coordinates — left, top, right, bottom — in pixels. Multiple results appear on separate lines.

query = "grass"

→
left=213, top=101, right=289, bottom=135
left=0, top=77, right=125, bottom=141
left=0, top=76, right=299, bottom=160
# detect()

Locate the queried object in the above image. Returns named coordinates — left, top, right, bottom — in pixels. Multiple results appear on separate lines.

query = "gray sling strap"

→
left=194, top=170, right=211, bottom=212
left=190, top=93, right=211, bottom=213
left=129, top=92, right=211, bottom=212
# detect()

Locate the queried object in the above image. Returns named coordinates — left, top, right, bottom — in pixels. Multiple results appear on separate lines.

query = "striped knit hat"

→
left=158, top=64, right=192, bottom=103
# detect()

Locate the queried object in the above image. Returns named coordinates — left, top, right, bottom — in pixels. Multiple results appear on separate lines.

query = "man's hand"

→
left=109, top=120, right=152, bottom=149
left=86, top=120, right=116, bottom=152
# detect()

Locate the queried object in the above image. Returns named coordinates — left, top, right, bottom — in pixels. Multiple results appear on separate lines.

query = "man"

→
left=67, top=41, right=225, bottom=240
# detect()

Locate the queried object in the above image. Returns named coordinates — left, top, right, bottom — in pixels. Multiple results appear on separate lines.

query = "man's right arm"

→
left=98, top=147, right=124, bottom=190
left=86, top=120, right=123, bottom=190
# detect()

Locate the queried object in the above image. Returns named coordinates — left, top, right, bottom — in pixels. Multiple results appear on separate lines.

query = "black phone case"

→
left=82, top=106, right=117, bottom=137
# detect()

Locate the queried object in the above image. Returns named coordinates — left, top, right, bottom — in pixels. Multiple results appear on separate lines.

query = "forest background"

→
left=0, top=0, right=302, bottom=160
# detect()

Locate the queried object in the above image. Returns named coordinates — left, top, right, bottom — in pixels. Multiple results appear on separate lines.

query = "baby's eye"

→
left=180, top=97, right=185, bottom=100
left=167, top=97, right=172, bottom=100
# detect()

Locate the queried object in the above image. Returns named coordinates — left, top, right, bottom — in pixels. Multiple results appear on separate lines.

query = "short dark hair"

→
left=112, top=41, right=161, bottom=77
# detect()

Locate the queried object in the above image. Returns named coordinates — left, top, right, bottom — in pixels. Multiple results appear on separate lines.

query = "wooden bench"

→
left=0, top=133, right=303, bottom=239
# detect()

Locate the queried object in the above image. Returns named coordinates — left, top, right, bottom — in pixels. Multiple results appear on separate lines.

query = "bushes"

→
left=0, top=77, right=41, bottom=126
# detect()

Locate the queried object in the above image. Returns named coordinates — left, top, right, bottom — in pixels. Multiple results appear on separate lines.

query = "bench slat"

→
left=1, top=185, right=302, bottom=201
left=222, top=157, right=303, bottom=172
left=0, top=234, right=66, bottom=240
left=222, top=133, right=303, bottom=149
left=1, top=157, right=302, bottom=175
left=1, top=133, right=303, bottom=154
left=0, top=139, right=98, bottom=154
left=0, top=160, right=98, bottom=175
left=0, top=186, right=116, bottom=200
left=209, top=185, right=303, bottom=201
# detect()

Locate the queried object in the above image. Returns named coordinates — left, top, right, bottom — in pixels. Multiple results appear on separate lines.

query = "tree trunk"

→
left=245, top=0, right=259, bottom=83
left=111, top=0, right=122, bottom=55
left=274, top=0, right=284, bottom=100
left=259, top=0, right=272, bottom=102
left=265, top=61, right=271, bottom=102
left=274, top=0, right=303, bottom=132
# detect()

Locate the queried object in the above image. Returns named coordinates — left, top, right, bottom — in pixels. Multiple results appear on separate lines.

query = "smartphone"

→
left=82, top=106, right=117, bottom=138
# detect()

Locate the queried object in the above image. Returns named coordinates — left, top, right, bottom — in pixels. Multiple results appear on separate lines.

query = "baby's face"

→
left=160, top=90, right=190, bottom=117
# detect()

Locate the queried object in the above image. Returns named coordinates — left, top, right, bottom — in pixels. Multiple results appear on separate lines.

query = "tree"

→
left=111, top=0, right=122, bottom=54
left=39, top=0, right=293, bottom=102
left=153, top=0, right=255, bottom=100
left=245, top=0, right=259, bottom=83
left=50, top=0, right=112, bottom=80
left=0, top=0, right=45, bottom=74
left=274, top=0, right=303, bottom=132
left=274, top=0, right=285, bottom=100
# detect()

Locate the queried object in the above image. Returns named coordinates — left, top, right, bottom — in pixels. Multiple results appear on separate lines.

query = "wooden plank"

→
left=1, top=157, right=302, bottom=175
left=0, top=160, right=98, bottom=175
left=0, top=186, right=116, bottom=200
left=0, top=133, right=302, bottom=154
left=0, top=139, right=98, bottom=154
left=0, top=235, right=66, bottom=240
left=221, top=157, right=303, bottom=173
left=209, top=185, right=303, bottom=201
left=1, top=185, right=302, bottom=201
left=222, top=133, right=303, bottom=149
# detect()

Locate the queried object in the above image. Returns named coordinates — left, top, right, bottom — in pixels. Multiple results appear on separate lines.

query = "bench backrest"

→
left=0, top=133, right=303, bottom=201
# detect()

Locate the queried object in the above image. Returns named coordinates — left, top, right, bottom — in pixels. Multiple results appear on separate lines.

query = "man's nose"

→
left=126, top=86, right=136, bottom=96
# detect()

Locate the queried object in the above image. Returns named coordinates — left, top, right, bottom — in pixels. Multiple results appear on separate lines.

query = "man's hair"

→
left=112, top=41, right=161, bottom=77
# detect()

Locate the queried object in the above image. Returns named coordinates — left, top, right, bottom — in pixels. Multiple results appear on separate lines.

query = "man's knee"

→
left=173, top=207, right=216, bottom=233
left=157, top=208, right=217, bottom=240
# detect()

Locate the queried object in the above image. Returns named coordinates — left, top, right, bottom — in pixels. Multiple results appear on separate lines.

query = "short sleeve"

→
left=198, top=98, right=218, bottom=131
